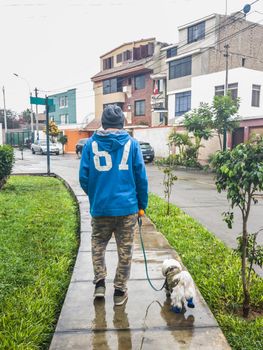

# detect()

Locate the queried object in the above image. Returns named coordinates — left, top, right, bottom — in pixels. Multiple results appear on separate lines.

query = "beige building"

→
left=91, top=38, right=168, bottom=128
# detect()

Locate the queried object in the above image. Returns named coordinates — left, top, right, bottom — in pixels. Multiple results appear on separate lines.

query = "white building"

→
left=164, top=12, right=263, bottom=146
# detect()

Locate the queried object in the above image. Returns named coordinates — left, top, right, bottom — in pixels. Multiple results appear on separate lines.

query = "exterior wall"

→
left=208, top=15, right=263, bottom=74
left=93, top=70, right=154, bottom=126
left=49, top=89, right=77, bottom=125
left=191, top=67, right=263, bottom=118
left=133, top=126, right=172, bottom=158
left=133, top=125, right=221, bottom=162
left=100, top=38, right=156, bottom=71
left=64, top=129, right=91, bottom=153
left=239, top=118, right=263, bottom=141
left=129, top=72, right=153, bottom=126
left=178, top=15, right=218, bottom=55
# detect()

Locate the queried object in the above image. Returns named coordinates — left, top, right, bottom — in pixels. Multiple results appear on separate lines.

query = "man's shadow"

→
left=92, top=298, right=132, bottom=350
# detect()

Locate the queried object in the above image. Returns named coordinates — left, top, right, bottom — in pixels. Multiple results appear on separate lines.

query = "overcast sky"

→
left=1, top=0, right=262, bottom=122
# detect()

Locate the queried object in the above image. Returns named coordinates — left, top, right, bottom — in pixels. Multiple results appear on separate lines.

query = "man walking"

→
left=79, top=104, right=148, bottom=306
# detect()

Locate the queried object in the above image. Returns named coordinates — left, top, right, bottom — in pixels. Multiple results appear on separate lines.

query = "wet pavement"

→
left=49, top=211, right=230, bottom=349
left=13, top=150, right=231, bottom=349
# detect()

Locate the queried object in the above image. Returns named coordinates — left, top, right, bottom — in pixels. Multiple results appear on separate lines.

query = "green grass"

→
left=147, top=193, right=263, bottom=350
left=0, top=176, right=79, bottom=349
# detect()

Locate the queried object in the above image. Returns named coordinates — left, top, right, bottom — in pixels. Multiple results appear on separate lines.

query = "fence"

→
left=6, top=130, right=33, bottom=147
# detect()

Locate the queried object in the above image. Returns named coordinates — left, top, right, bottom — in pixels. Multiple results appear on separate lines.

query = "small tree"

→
left=168, top=129, right=192, bottom=163
left=184, top=103, right=213, bottom=159
left=57, top=134, right=68, bottom=155
left=0, top=145, right=15, bottom=190
left=212, top=93, right=240, bottom=150
left=211, top=136, right=263, bottom=317
left=157, top=145, right=178, bottom=215
left=44, top=120, right=59, bottom=143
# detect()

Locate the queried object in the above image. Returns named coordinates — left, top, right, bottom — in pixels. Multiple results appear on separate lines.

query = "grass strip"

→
left=147, top=193, right=263, bottom=350
left=0, top=176, right=79, bottom=349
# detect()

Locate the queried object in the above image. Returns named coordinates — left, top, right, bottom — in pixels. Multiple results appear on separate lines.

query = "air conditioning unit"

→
left=122, top=86, right=128, bottom=93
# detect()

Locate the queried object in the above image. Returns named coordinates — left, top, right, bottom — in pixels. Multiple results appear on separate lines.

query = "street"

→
left=13, top=149, right=263, bottom=276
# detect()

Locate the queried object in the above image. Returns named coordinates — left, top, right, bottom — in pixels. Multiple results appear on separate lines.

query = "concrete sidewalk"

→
left=49, top=176, right=231, bottom=350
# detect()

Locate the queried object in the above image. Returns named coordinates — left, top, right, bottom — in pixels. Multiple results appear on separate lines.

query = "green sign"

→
left=30, top=96, right=54, bottom=106
left=49, top=104, right=56, bottom=112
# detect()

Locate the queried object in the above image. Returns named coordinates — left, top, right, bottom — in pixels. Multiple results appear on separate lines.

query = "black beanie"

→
left=101, top=105, right=124, bottom=130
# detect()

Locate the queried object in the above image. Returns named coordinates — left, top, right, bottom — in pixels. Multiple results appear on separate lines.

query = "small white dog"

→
left=162, top=258, right=196, bottom=313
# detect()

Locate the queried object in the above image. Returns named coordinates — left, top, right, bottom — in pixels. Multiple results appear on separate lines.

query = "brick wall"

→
left=126, top=72, right=153, bottom=126
left=207, top=16, right=263, bottom=74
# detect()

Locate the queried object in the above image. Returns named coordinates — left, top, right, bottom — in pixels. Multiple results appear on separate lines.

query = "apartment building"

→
left=164, top=12, right=263, bottom=143
left=91, top=38, right=168, bottom=128
left=48, top=89, right=77, bottom=125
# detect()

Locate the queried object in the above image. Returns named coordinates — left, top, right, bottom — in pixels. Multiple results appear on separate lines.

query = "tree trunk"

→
left=217, top=133, right=223, bottom=151
left=242, top=217, right=250, bottom=318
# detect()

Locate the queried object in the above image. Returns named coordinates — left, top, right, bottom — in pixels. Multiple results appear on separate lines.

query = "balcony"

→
left=103, top=91, right=126, bottom=104
left=151, top=93, right=167, bottom=111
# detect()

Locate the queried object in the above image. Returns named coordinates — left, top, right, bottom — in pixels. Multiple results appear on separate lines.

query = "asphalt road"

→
left=13, top=149, right=263, bottom=276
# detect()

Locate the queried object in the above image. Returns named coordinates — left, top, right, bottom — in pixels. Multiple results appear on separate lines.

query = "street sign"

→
left=49, top=104, right=56, bottom=112
left=30, top=96, right=54, bottom=106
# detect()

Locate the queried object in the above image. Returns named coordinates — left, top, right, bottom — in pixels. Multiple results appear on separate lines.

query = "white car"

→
left=31, top=140, right=60, bottom=155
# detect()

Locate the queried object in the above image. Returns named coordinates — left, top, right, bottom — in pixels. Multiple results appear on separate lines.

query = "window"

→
left=59, top=96, right=68, bottom=108
left=135, top=100, right=145, bottom=116
left=103, top=78, right=122, bottom=94
left=167, top=47, right=177, bottom=58
left=215, top=85, right=224, bottom=96
left=252, top=84, right=261, bottom=107
left=117, top=53, right=122, bottom=63
left=228, top=83, right=238, bottom=100
left=188, top=21, right=205, bottom=43
left=175, top=91, right=191, bottom=116
left=169, top=56, right=192, bottom=79
left=103, top=56, right=113, bottom=70
left=133, top=43, right=154, bottom=60
left=160, top=112, right=165, bottom=123
left=123, top=50, right=132, bottom=61
left=60, top=114, right=68, bottom=124
left=135, top=74, right=145, bottom=90
left=214, top=83, right=238, bottom=100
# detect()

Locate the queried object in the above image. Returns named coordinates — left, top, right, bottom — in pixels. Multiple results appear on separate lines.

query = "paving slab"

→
left=54, top=280, right=219, bottom=332
left=50, top=327, right=230, bottom=350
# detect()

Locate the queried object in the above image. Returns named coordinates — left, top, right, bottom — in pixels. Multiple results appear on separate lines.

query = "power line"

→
left=38, top=3, right=263, bottom=104
left=37, top=5, right=257, bottom=95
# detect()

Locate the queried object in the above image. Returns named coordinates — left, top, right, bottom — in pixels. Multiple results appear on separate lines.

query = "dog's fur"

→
left=162, top=259, right=196, bottom=313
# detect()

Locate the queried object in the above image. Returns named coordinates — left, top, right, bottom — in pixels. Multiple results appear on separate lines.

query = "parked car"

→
left=139, top=141, right=155, bottom=163
left=31, top=140, right=60, bottom=155
left=76, top=138, right=89, bottom=157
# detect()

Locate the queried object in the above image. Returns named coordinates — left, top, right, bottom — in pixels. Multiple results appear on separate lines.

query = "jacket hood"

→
left=92, top=130, right=130, bottom=152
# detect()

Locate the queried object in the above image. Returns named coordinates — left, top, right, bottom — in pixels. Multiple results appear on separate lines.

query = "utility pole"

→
left=13, top=73, right=34, bottom=141
left=45, top=95, right=50, bottom=175
left=2, top=86, right=8, bottom=139
left=35, top=87, right=39, bottom=140
left=223, top=43, right=229, bottom=151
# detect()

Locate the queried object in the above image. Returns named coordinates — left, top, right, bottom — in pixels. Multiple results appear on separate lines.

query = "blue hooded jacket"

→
left=79, top=130, right=148, bottom=217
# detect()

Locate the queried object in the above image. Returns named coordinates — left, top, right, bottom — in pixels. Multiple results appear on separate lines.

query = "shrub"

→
left=0, top=145, right=14, bottom=190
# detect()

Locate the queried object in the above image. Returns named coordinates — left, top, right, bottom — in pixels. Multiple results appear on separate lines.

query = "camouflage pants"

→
left=91, top=214, right=137, bottom=291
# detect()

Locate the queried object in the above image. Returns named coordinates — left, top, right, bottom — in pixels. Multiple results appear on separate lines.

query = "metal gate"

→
left=6, top=130, right=33, bottom=147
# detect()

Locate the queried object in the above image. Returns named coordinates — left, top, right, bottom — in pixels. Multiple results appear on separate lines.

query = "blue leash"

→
left=138, top=217, right=166, bottom=292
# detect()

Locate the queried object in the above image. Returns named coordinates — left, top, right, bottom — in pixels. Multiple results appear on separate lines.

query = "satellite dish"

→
left=243, top=4, right=251, bottom=14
